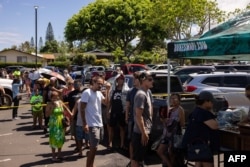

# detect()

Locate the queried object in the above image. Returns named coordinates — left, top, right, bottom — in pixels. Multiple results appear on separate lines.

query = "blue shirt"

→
left=12, top=81, right=22, bottom=98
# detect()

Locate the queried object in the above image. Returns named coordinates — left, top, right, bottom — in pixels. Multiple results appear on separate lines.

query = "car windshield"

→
left=151, top=76, right=183, bottom=93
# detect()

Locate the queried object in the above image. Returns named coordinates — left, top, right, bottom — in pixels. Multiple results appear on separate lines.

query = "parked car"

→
left=151, top=64, right=172, bottom=71
left=215, top=64, right=250, bottom=72
left=120, top=64, right=149, bottom=75
left=70, top=65, right=92, bottom=80
left=85, top=66, right=106, bottom=82
left=146, top=64, right=155, bottom=69
left=183, top=72, right=250, bottom=94
left=5, top=66, right=26, bottom=73
left=173, top=65, right=216, bottom=83
left=0, top=78, right=13, bottom=109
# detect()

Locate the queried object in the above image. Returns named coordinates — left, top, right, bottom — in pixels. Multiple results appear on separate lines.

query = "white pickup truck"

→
left=0, top=78, right=13, bottom=109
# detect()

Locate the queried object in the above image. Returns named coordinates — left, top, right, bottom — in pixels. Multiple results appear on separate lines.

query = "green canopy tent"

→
left=168, top=11, right=250, bottom=61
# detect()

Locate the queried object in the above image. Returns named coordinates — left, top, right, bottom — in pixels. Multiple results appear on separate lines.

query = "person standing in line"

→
left=37, top=78, right=50, bottom=134
left=45, top=91, right=73, bottom=162
left=125, top=71, right=141, bottom=167
left=80, top=76, right=110, bottom=167
left=156, top=93, right=185, bottom=167
left=182, top=91, right=219, bottom=167
left=12, top=78, right=22, bottom=120
left=62, top=79, right=75, bottom=136
left=43, top=77, right=63, bottom=134
left=131, top=71, right=154, bottom=167
left=72, top=93, right=89, bottom=157
left=65, top=80, right=83, bottom=148
left=98, top=72, right=111, bottom=147
left=107, top=74, right=127, bottom=150
left=30, top=87, right=44, bottom=129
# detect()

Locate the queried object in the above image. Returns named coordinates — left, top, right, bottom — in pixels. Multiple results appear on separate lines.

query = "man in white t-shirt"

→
left=80, top=76, right=110, bottom=167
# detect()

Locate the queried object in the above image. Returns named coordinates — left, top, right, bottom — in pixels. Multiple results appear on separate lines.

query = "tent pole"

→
left=167, top=58, right=171, bottom=107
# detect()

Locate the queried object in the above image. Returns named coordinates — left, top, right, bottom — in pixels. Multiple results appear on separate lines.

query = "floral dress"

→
left=49, top=106, right=65, bottom=148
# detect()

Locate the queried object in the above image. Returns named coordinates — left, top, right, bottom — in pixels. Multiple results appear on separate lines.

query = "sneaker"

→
left=13, top=117, right=20, bottom=120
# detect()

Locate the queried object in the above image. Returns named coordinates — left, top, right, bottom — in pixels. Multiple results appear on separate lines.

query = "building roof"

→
left=85, top=49, right=113, bottom=57
left=41, top=53, right=55, bottom=60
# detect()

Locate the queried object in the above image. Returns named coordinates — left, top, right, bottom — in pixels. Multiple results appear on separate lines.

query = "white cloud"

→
left=0, top=32, right=23, bottom=46
left=217, top=0, right=250, bottom=12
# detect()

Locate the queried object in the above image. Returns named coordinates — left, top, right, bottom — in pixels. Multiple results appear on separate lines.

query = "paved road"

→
left=0, top=97, right=162, bottom=167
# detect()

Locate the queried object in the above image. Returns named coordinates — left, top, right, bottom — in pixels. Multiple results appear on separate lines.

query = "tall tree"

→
left=39, top=37, right=43, bottom=51
left=45, top=22, right=55, bottom=42
left=30, top=37, right=34, bottom=48
left=65, top=0, right=165, bottom=61
left=18, top=41, right=34, bottom=53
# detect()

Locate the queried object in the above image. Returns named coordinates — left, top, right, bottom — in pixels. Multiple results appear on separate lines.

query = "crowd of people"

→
left=4, top=66, right=247, bottom=167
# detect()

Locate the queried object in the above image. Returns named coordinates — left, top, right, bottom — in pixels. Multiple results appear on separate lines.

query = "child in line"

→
left=30, top=87, right=43, bottom=129
left=72, top=94, right=89, bottom=157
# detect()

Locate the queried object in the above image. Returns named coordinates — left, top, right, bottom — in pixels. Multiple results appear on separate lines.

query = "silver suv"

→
left=183, top=72, right=250, bottom=94
left=173, top=66, right=216, bottom=83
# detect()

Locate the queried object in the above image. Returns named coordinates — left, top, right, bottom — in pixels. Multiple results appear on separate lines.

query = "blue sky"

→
left=0, top=0, right=95, bottom=50
left=0, top=0, right=249, bottom=51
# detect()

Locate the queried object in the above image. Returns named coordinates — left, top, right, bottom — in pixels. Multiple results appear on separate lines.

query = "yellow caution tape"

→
left=0, top=102, right=69, bottom=109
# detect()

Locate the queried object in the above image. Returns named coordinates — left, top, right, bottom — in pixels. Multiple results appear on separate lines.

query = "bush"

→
left=0, top=63, right=42, bottom=68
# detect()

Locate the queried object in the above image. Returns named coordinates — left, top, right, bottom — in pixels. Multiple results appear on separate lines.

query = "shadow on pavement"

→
left=14, top=125, right=34, bottom=132
left=19, top=150, right=84, bottom=167
left=25, top=131, right=44, bottom=136
left=0, top=119, right=12, bottom=122
left=16, top=121, right=33, bottom=125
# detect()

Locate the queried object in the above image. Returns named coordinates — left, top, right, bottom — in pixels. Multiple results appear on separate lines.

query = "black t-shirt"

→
left=66, top=89, right=81, bottom=111
left=110, top=89, right=123, bottom=114
left=182, top=107, right=219, bottom=152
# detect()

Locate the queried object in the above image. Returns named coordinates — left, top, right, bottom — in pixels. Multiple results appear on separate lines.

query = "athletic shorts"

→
left=109, top=112, right=126, bottom=127
left=132, top=132, right=148, bottom=162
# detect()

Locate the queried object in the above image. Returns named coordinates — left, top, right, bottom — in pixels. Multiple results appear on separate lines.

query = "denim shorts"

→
left=76, top=126, right=89, bottom=140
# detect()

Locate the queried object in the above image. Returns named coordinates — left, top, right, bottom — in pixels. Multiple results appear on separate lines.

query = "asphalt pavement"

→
left=0, top=96, right=162, bottom=167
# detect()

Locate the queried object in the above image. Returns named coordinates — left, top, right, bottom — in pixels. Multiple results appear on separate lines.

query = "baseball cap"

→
left=198, top=91, right=216, bottom=103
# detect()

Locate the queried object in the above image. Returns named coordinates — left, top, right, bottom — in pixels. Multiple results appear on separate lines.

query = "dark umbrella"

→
left=40, top=71, right=66, bottom=85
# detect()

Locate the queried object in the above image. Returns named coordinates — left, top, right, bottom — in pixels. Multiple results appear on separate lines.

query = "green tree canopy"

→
left=65, top=0, right=165, bottom=61
left=148, top=0, right=226, bottom=40
left=40, top=40, right=59, bottom=53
